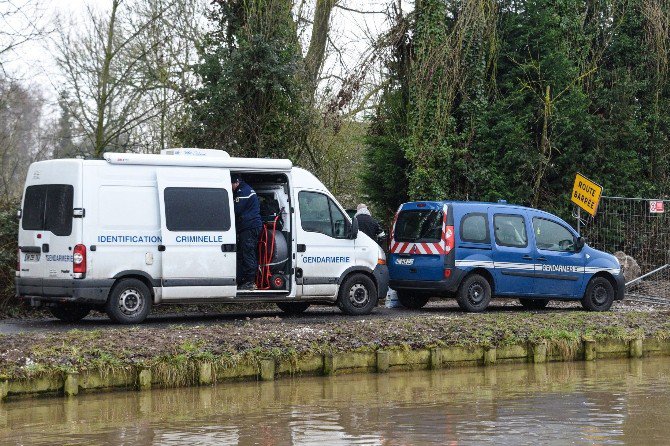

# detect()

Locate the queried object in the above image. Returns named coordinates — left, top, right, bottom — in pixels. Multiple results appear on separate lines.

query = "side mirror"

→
left=575, top=236, right=585, bottom=251
left=348, top=216, right=359, bottom=240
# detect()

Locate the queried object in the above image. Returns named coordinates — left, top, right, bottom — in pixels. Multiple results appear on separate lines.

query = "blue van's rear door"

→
left=389, top=203, right=446, bottom=282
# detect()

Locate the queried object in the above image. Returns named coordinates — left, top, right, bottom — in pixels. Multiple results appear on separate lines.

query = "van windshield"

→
left=394, top=210, right=443, bottom=243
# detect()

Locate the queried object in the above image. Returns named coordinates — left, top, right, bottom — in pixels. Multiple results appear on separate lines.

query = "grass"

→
left=1, top=311, right=670, bottom=381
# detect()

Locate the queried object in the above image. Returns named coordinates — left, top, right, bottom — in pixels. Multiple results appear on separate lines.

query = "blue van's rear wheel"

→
left=581, top=277, right=614, bottom=311
left=457, top=274, right=492, bottom=312
left=396, top=292, right=430, bottom=310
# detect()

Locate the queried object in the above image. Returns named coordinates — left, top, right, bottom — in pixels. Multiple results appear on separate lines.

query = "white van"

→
left=15, top=149, right=388, bottom=323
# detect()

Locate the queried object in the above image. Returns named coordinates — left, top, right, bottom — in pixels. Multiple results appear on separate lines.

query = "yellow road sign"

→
left=571, top=173, right=603, bottom=217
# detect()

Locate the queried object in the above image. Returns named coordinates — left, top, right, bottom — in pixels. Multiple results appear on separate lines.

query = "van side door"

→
left=295, top=190, right=354, bottom=297
left=156, top=168, right=237, bottom=300
left=530, top=216, right=585, bottom=297
left=491, top=211, right=535, bottom=296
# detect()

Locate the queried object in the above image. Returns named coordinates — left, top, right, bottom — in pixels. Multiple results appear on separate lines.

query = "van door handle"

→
left=297, top=244, right=306, bottom=253
left=158, top=245, right=166, bottom=252
left=221, top=244, right=236, bottom=252
left=42, top=243, right=49, bottom=253
left=522, top=255, right=532, bottom=260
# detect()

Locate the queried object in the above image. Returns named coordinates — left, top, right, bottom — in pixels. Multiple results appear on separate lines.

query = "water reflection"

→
left=1, top=358, right=670, bottom=445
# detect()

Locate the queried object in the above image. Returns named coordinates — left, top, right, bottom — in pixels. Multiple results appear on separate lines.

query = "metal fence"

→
left=578, top=196, right=670, bottom=305
left=579, top=197, right=670, bottom=273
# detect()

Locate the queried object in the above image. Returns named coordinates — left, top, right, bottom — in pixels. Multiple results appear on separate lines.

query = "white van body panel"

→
left=156, top=167, right=237, bottom=300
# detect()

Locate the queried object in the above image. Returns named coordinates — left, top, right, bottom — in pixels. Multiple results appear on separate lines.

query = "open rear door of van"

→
left=156, top=168, right=237, bottom=300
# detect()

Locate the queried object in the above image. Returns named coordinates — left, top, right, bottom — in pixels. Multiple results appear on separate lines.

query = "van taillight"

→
left=444, top=225, right=455, bottom=254
left=73, top=244, right=86, bottom=275
left=17, top=248, right=20, bottom=272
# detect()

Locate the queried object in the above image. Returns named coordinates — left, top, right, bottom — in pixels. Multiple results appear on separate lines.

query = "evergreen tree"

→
left=179, top=0, right=309, bottom=158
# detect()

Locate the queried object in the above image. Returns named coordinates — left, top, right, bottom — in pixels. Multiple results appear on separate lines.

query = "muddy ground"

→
left=0, top=298, right=668, bottom=379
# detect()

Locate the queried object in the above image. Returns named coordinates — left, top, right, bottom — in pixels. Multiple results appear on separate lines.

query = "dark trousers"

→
left=237, top=226, right=261, bottom=284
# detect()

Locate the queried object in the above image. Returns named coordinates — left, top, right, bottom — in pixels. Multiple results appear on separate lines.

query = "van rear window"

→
left=394, top=210, right=443, bottom=242
left=22, top=184, right=74, bottom=236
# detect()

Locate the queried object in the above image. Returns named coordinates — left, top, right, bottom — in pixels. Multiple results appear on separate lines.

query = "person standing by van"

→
left=355, top=204, right=384, bottom=243
left=232, top=174, right=263, bottom=290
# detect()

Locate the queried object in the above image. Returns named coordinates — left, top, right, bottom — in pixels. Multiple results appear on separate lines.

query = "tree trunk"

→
left=95, top=0, right=120, bottom=157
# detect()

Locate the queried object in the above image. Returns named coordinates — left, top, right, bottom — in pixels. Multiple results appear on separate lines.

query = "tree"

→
left=55, top=0, right=191, bottom=157
left=179, top=0, right=310, bottom=159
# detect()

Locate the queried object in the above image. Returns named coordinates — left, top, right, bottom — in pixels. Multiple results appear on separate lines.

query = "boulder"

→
left=614, top=251, right=641, bottom=283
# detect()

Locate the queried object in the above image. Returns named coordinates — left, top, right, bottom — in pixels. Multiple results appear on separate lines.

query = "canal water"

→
left=2, top=357, right=670, bottom=445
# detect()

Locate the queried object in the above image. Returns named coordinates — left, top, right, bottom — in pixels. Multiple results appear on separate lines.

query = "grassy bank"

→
left=1, top=311, right=669, bottom=382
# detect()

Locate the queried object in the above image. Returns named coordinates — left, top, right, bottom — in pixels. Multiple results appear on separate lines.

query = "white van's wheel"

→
left=49, top=304, right=91, bottom=322
left=581, top=277, right=614, bottom=311
left=457, top=274, right=492, bottom=312
left=338, top=274, right=378, bottom=315
left=106, top=278, right=152, bottom=324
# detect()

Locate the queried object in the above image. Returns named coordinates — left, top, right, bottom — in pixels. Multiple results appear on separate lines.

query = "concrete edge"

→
left=1, top=336, right=664, bottom=402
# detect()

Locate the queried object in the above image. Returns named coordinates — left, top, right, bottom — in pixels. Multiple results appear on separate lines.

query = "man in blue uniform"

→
left=232, top=174, right=263, bottom=290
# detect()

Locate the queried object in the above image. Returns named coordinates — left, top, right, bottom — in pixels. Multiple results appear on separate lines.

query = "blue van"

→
left=388, top=201, right=625, bottom=312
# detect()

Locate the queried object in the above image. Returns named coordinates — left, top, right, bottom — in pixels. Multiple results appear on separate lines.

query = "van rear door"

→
left=156, top=168, right=237, bottom=300
left=389, top=204, right=448, bottom=282
left=18, top=161, right=83, bottom=294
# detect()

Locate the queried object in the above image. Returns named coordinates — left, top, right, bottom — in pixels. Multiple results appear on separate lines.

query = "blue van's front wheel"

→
left=457, top=274, right=492, bottom=312
left=581, top=277, right=614, bottom=311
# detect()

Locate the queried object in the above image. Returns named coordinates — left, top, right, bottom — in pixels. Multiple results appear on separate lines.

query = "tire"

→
left=337, top=273, right=378, bottom=315
left=519, top=298, right=549, bottom=310
left=105, top=278, right=152, bottom=324
left=457, top=274, right=492, bottom=312
left=276, top=302, right=310, bottom=314
left=581, top=276, right=614, bottom=311
left=397, top=291, right=430, bottom=310
left=49, top=304, right=91, bottom=322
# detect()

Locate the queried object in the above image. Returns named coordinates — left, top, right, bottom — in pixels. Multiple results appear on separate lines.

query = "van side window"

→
left=494, top=214, right=527, bottom=248
left=164, top=187, right=230, bottom=231
left=460, top=213, right=489, bottom=243
left=22, top=184, right=74, bottom=236
left=532, top=218, right=576, bottom=252
left=299, top=191, right=347, bottom=238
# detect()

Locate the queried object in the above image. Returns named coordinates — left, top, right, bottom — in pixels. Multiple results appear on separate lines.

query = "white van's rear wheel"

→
left=49, top=304, right=90, bottom=322
left=338, top=273, right=378, bottom=315
left=106, top=278, right=152, bottom=324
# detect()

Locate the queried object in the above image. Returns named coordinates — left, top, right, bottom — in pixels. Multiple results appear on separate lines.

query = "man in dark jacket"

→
left=232, top=174, right=263, bottom=290
left=354, top=204, right=384, bottom=243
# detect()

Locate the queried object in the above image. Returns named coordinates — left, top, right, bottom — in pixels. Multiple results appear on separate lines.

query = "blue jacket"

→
left=234, top=181, right=262, bottom=232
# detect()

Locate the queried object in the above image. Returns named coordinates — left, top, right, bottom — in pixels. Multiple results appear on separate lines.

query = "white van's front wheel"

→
left=106, top=278, right=152, bottom=324
left=338, top=274, right=378, bottom=316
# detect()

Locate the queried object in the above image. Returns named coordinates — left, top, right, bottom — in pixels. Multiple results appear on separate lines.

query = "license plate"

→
left=395, top=258, right=414, bottom=266
left=24, top=253, right=40, bottom=262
